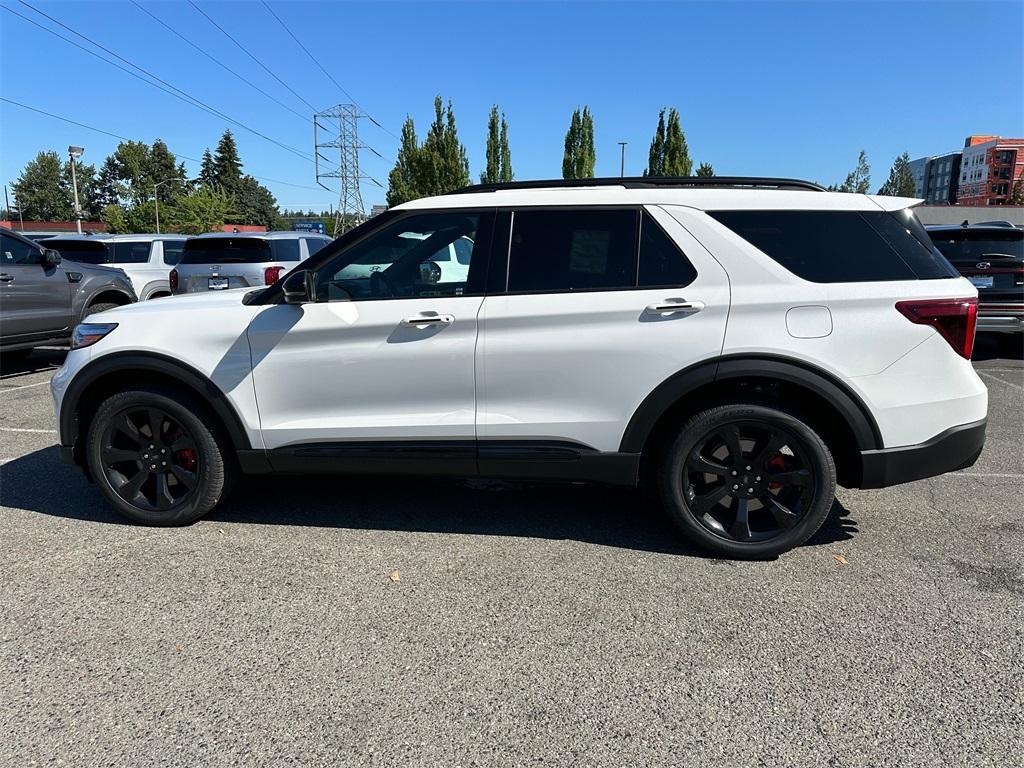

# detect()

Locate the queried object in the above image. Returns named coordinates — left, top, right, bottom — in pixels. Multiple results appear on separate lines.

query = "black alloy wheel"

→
left=683, top=421, right=814, bottom=543
left=660, top=403, right=836, bottom=558
left=100, top=406, right=200, bottom=512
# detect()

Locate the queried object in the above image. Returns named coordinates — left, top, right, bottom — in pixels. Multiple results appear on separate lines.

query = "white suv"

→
left=43, top=234, right=186, bottom=300
left=51, top=177, right=987, bottom=558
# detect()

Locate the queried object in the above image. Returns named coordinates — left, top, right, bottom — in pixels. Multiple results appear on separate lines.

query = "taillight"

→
left=169, top=268, right=178, bottom=293
left=895, top=297, right=977, bottom=359
left=264, top=266, right=284, bottom=285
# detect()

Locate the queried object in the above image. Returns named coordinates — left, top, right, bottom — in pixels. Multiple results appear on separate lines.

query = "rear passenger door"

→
left=476, top=206, right=730, bottom=456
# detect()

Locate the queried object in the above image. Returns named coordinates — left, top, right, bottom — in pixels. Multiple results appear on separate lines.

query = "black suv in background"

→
left=0, top=227, right=137, bottom=360
left=927, top=222, right=1023, bottom=338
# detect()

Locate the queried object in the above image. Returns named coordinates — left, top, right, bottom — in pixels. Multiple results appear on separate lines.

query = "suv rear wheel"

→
left=659, top=403, right=836, bottom=558
left=86, top=387, right=233, bottom=525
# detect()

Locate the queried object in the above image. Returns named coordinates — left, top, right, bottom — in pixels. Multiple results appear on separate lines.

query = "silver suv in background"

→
left=44, top=234, right=187, bottom=300
left=170, top=231, right=330, bottom=294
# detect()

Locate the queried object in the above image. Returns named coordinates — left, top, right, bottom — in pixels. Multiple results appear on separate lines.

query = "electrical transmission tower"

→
left=314, top=104, right=372, bottom=236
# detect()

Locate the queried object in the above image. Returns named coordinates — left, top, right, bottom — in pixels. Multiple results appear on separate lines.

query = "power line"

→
left=6, top=0, right=314, bottom=163
left=0, top=97, right=327, bottom=192
left=260, top=0, right=400, bottom=143
left=128, top=0, right=307, bottom=122
left=187, top=0, right=317, bottom=114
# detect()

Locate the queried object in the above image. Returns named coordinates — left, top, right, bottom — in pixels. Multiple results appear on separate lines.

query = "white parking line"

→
left=0, top=427, right=57, bottom=434
left=976, top=370, right=1023, bottom=391
left=0, top=380, right=53, bottom=393
left=950, top=472, right=1024, bottom=479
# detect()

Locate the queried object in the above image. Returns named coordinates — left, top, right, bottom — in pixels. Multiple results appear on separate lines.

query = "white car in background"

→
left=336, top=230, right=473, bottom=284
left=44, top=234, right=186, bottom=300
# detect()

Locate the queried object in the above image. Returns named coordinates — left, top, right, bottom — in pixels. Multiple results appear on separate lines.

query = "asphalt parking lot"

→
left=1, top=336, right=1022, bottom=767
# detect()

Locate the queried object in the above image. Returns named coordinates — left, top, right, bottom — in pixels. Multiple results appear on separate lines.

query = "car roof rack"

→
left=449, top=176, right=826, bottom=195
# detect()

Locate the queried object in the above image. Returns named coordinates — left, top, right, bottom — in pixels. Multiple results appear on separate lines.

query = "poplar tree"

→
left=387, top=117, right=420, bottom=206
left=562, top=107, right=595, bottom=179
left=482, top=106, right=501, bottom=184
left=499, top=113, right=512, bottom=182
left=662, top=109, right=692, bottom=176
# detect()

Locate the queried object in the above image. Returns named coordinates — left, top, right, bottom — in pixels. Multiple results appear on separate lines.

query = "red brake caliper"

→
left=169, top=427, right=197, bottom=471
left=765, top=454, right=787, bottom=491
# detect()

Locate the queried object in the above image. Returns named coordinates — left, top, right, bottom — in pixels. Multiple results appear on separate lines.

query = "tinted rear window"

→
left=112, top=241, right=152, bottom=264
left=508, top=209, right=637, bottom=292
left=162, top=240, right=186, bottom=265
left=638, top=211, right=698, bottom=288
left=928, top=230, right=1023, bottom=263
left=709, top=210, right=957, bottom=282
left=46, top=240, right=111, bottom=264
left=180, top=238, right=272, bottom=264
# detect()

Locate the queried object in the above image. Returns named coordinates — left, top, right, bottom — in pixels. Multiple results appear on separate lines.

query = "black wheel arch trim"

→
left=618, top=354, right=883, bottom=454
left=59, top=351, right=253, bottom=456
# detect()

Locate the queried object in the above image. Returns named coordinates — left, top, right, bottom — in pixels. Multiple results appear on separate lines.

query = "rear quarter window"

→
left=271, top=239, right=301, bottom=262
left=709, top=210, right=956, bottom=282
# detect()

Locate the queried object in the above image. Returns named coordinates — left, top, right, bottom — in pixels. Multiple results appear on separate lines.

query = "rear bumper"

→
left=977, top=303, right=1024, bottom=333
left=858, top=418, right=986, bottom=489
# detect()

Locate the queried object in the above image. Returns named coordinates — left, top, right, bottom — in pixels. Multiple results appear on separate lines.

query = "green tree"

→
left=838, top=150, right=871, bottom=193
left=213, top=130, right=243, bottom=194
left=1009, top=172, right=1024, bottom=205
left=199, top=148, right=217, bottom=188
left=166, top=186, right=237, bottom=234
left=62, top=159, right=99, bottom=218
left=481, top=106, right=514, bottom=184
left=236, top=175, right=281, bottom=228
left=877, top=152, right=917, bottom=197
left=386, top=117, right=420, bottom=206
left=386, top=97, right=470, bottom=204
left=696, top=162, right=715, bottom=177
left=100, top=203, right=127, bottom=234
left=481, top=105, right=501, bottom=184
left=645, top=108, right=691, bottom=176
left=95, top=156, right=124, bottom=209
left=562, top=107, right=595, bottom=179
left=663, top=109, right=691, bottom=176
left=644, top=110, right=666, bottom=177
left=499, top=113, right=512, bottom=182
left=11, top=151, right=72, bottom=220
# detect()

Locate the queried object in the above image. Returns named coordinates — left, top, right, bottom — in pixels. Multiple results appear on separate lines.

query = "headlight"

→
left=72, top=323, right=118, bottom=349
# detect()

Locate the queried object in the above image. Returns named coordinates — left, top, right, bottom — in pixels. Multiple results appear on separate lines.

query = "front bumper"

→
left=858, top=418, right=986, bottom=489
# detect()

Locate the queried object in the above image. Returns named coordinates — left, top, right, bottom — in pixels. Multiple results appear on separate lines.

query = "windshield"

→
left=46, top=240, right=111, bottom=264
left=929, top=230, right=1023, bottom=262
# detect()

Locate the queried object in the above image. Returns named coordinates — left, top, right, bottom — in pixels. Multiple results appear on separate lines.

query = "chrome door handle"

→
left=646, top=300, right=704, bottom=315
left=401, top=313, right=453, bottom=326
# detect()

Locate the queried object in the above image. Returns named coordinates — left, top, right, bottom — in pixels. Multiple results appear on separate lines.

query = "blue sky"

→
left=2, top=0, right=1022, bottom=211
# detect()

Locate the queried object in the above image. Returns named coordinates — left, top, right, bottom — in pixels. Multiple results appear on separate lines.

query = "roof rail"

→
left=449, top=176, right=826, bottom=194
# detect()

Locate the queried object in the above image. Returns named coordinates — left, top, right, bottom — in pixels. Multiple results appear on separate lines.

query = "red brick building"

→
left=956, top=135, right=1024, bottom=206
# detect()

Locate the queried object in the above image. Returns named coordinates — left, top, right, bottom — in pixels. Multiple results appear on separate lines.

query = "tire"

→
left=658, top=403, right=836, bottom=559
left=84, top=302, right=120, bottom=317
left=86, top=387, right=235, bottom=525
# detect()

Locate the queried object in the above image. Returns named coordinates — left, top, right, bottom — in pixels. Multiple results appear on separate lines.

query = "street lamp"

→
left=152, top=177, right=176, bottom=234
left=68, top=145, right=85, bottom=234
left=618, top=142, right=627, bottom=177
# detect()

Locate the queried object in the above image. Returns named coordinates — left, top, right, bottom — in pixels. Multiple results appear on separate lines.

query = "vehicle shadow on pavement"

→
left=0, top=348, right=66, bottom=380
left=3, top=446, right=857, bottom=558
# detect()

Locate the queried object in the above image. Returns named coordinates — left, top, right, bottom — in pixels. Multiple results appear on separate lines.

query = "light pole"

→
left=68, top=145, right=85, bottom=234
left=618, top=142, right=627, bottom=177
left=153, top=178, right=176, bottom=234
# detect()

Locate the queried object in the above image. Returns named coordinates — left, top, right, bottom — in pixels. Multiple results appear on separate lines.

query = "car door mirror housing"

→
left=282, top=269, right=315, bottom=304
left=41, top=249, right=62, bottom=268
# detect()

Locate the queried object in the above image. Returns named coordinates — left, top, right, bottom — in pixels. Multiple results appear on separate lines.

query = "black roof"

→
left=449, top=176, right=826, bottom=195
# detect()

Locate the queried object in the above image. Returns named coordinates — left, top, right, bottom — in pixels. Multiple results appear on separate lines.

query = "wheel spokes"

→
left=146, top=409, right=166, bottom=445
left=753, top=433, right=786, bottom=467
left=687, top=450, right=730, bottom=477
left=763, top=496, right=799, bottom=529
left=103, top=446, right=139, bottom=464
left=113, top=414, right=142, bottom=445
left=718, top=425, right=744, bottom=464
left=691, top=484, right=730, bottom=513
left=169, top=464, right=197, bottom=490
left=729, top=497, right=752, bottom=541
left=117, top=468, right=147, bottom=503
left=765, top=469, right=811, bottom=487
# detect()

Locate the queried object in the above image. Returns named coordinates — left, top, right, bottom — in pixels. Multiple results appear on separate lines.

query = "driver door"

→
left=247, top=210, right=494, bottom=472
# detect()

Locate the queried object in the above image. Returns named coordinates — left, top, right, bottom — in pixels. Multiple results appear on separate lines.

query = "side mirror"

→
left=419, top=260, right=441, bottom=284
left=41, top=249, right=62, bottom=268
left=282, top=269, right=315, bottom=305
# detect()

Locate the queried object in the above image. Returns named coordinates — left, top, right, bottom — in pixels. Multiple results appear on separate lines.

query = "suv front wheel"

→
left=86, top=387, right=233, bottom=525
left=659, top=403, right=836, bottom=558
